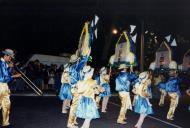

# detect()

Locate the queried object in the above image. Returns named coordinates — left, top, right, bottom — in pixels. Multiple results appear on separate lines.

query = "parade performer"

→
left=67, top=54, right=88, bottom=128
left=0, top=49, right=21, bottom=127
left=95, top=67, right=111, bottom=113
left=115, top=64, right=132, bottom=124
left=113, top=30, right=137, bottom=124
left=59, top=64, right=72, bottom=113
left=67, top=15, right=99, bottom=127
left=75, top=66, right=104, bottom=128
left=132, top=71, right=153, bottom=128
left=165, top=61, right=180, bottom=120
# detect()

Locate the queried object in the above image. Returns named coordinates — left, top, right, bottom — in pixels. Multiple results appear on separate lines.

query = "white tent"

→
left=27, top=54, right=70, bottom=67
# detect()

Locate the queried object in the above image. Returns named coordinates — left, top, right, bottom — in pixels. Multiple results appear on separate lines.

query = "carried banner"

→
left=114, top=31, right=137, bottom=67
left=77, top=22, right=91, bottom=57
left=77, top=15, right=99, bottom=57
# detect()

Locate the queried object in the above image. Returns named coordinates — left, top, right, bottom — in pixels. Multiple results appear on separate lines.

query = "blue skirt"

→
left=134, top=95, right=153, bottom=115
left=59, top=83, right=72, bottom=100
left=99, top=83, right=111, bottom=97
left=76, top=96, right=100, bottom=119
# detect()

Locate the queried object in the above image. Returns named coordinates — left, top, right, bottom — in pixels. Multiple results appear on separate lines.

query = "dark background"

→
left=0, top=0, right=190, bottom=67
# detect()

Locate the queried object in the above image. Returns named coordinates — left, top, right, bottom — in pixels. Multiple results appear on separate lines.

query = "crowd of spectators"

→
left=9, top=59, right=63, bottom=94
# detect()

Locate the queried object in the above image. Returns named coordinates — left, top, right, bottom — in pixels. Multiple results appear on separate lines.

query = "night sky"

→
left=0, top=0, right=190, bottom=66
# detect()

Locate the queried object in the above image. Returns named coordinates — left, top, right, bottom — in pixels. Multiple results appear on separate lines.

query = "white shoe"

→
left=62, top=109, right=67, bottom=114
left=101, top=110, right=107, bottom=113
left=117, top=120, right=127, bottom=124
left=134, top=124, right=138, bottom=127
left=67, top=124, right=78, bottom=128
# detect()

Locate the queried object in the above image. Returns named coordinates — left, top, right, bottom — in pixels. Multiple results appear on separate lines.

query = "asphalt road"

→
left=0, top=94, right=189, bottom=128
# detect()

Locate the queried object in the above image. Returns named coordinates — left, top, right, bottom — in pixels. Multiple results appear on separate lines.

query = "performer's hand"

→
left=12, top=73, right=22, bottom=78
left=99, top=87, right=105, bottom=92
left=8, top=62, right=14, bottom=68
left=186, top=89, right=190, bottom=96
left=132, top=88, right=137, bottom=94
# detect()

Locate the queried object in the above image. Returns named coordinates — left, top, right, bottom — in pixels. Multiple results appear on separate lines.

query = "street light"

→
left=112, top=28, right=118, bottom=35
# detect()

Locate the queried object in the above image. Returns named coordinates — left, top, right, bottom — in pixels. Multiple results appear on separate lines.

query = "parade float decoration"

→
left=113, top=31, right=137, bottom=67
left=179, top=49, right=190, bottom=71
left=149, top=41, right=177, bottom=72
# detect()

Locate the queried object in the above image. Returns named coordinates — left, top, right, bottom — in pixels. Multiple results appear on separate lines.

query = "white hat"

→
left=2, top=49, right=15, bottom=58
left=149, top=62, right=156, bottom=70
left=169, top=61, right=177, bottom=69
left=118, top=64, right=127, bottom=69
left=99, top=67, right=107, bottom=74
left=83, top=66, right=94, bottom=79
left=70, top=54, right=78, bottom=63
left=109, top=54, right=115, bottom=65
left=139, top=71, right=149, bottom=81
left=83, top=65, right=91, bottom=73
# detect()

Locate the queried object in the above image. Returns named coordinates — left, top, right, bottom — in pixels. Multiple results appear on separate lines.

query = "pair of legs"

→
left=0, top=83, right=11, bottom=127
left=159, top=89, right=166, bottom=106
left=117, top=91, right=131, bottom=124
left=135, top=114, right=147, bottom=128
left=167, top=93, right=179, bottom=120
left=67, top=93, right=79, bottom=128
left=62, top=99, right=71, bottom=113
left=96, top=96, right=109, bottom=112
left=81, top=119, right=92, bottom=128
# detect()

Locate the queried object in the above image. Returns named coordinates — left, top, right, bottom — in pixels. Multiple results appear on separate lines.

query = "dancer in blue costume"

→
left=165, top=70, right=180, bottom=120
left=132, top=71, right=153, bottom=128
left=59, top=63, right=72, bottom=113
left=75, top=66, right=104, bottom=128
left=67, top=54, right=89, bottom=128
left=115, top=64, right=132, bottom=124
left=165, top=62, right=181, bottom=120
left=95, top=67, right=111, bottom=113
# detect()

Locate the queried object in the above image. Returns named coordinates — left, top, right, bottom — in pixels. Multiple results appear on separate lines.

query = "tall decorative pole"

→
left=140, top=20, right=144, bottom=72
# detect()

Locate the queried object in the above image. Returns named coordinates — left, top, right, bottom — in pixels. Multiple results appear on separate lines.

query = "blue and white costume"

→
left=157, top=82, right=166, bottom=90
left=67, top=55, right=89, bottom=126
left=75, top=78, right=100, bottom=119
left=165, top=76, right=181, bottom=120
left=0, top=58, right=13, bottom=83
left=98, top=71, right=111, bottom=97
left=95, top=68, right=111, bottom=113
left=132, top=71, right=153, bottom=128
left=115, top=71, right=131, bottom=93
left=69, top=56, right=88, bottom=86
left=165, top=77, right=181, bottom=96
left=59, top=71, right=72, bottom=101
left=115, top=68, right=132, bottom=123
left=99, top=82, right=111, bottom=97
left=128, top=72, right=138, bottom=86
left=133, top=79, right=153, bottom=115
